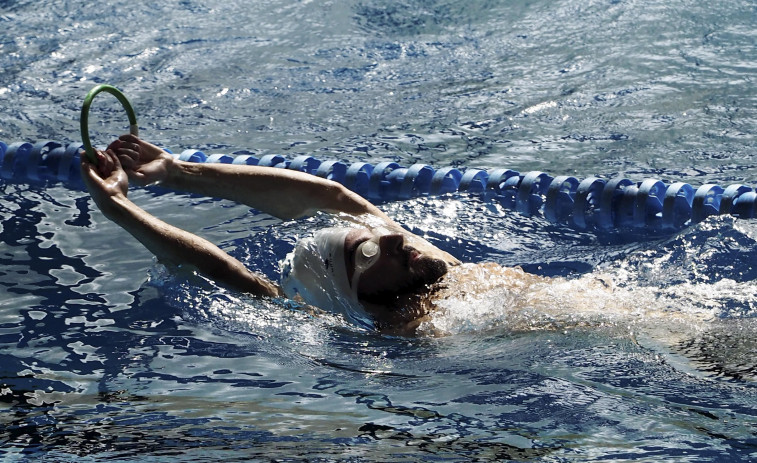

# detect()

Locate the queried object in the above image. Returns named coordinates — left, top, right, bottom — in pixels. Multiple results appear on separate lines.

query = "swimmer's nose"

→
left=379, top=234, right=404, bottom=256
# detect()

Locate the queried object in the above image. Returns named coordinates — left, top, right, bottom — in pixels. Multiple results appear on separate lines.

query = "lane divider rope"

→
left=2, top=85, right=751, bottom=235
left=1, top=138, right=753, bottom=233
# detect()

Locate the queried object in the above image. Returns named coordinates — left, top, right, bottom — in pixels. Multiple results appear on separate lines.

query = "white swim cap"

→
left=280, top=228, right=373, bottom=328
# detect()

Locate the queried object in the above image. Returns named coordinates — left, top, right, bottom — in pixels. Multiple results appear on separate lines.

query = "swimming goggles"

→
left=349, top=236, right=381, bottom=293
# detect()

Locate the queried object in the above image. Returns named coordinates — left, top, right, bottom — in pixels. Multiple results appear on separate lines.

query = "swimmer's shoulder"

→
left=443, top=261, right=538, bottom=280
left=429, top=262, right=545, bottom=302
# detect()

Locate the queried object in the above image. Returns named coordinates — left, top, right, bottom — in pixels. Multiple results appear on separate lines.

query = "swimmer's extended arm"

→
left=166, top=160, right=391, bottom=221
left=81, top=150, right=282, bottom=298
left=110, top=134, right=393, bottom=222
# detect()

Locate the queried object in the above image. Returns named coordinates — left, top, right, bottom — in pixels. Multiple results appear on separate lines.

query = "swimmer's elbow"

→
left=273, top=181, right=377, bottom=219
left=326, top=182, right=387, bottom=218
left=260, top=178, right=385, bottom=221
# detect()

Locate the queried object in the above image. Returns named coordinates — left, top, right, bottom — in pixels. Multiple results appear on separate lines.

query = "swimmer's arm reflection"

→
left=81, top=149, right=282, bottom=297
left=108, top=134, right=393, bottom=222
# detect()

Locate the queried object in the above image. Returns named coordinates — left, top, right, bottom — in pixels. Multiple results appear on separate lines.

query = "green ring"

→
left=80, top=85, right=138, bottom=164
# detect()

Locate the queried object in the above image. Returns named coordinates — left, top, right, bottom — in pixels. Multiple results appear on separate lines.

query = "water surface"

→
left=1, top=0, right=756, bottom=461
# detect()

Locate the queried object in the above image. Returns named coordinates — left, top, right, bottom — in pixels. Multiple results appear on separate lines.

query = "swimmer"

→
left=81, top=135, right=570, bottom=334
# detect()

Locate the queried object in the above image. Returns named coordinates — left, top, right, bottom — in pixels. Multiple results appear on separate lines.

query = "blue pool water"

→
left=1, top=0, right=756, bottom=460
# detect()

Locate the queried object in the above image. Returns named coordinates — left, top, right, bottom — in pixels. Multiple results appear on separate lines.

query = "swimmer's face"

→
left=343, top=228, right=448, bottom=302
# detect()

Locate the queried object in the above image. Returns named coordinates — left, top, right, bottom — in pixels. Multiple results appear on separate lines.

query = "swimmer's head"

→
left=281, top=226, right=452, bottom=326
left=281, top=227, right=367, bottom=325
left=342, top=227, right=450, bottom=306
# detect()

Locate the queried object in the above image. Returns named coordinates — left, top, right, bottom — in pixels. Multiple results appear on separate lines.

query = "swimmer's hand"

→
left=80, top=149, right=129, bottom=219
left=108, top=134, right=174, bottom=187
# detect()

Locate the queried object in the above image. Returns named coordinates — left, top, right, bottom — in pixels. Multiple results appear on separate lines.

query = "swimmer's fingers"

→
left=106, top=138, right=123, bottom=152
left=106, top=148, right=124, bottom=171
left=105, top=134, right=173, bottom=186
left=108, top=136, right=141, bottom=166
left=118, top=133, right=140, bottom=144
left=118, top=134, right=164, bottom=162
left=80, top=152, right=130, bottom=218
left=116, top=149, right=140, bottom=172
left=93, top=151, right=129, bottom=195
left=80, top=151, right=111, bottom=198
left=79, top=148, right=115, bottom=178
left=97, top=149, right=118, bottom=178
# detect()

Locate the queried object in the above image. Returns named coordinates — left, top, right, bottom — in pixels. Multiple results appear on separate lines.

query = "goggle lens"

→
left=360, top=240, right=379, bottom=259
